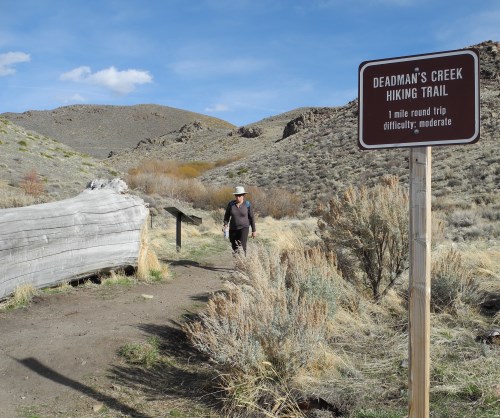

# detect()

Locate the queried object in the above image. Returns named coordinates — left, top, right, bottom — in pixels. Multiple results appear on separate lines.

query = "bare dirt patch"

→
left=0, top=251, right=234, bottom=418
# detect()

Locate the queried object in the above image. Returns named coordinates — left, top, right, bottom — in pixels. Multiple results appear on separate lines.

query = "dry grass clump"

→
left=0, top=180, right=50, bottom=209
left=429, top=309, right=500, bottom=416
left=431, top=249, right=480, bottom=313
left=137, top=223, right=168, bottom=282
left=118, top=336, right=161, bottom=368
left=0, top=284, right=38, bottom=310
left=184, top=244, right=343, bottom=416
left=460, top=246, right=500, bottom=292
left=256, top=216, right=321, bottom=254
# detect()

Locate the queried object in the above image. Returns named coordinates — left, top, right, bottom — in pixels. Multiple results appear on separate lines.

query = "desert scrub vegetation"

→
left=246, top=185, right=302, bottom=219
left=184, top=244, right=345, bottom=417
left=128, top=157, right=241, bottom=180
left=317, top=176, right=409, bottom=301
left=127, top=158, right=302, bottom=218
left=0, top=180, right=49, bottom=209
left=19, top=168, right=45, bottom=197
left=174, top=179, right=497, bottom=417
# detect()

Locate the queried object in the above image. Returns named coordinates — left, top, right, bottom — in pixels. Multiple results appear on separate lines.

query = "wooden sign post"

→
left=164, top=207, right=202, bottom=252
left=358, top=48, right=480, bottom=417
left=408, top=147, right=432, bottom=416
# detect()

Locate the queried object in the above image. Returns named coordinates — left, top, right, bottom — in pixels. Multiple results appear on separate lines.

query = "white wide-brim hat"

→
left=233, top=186, right=247, bottom=195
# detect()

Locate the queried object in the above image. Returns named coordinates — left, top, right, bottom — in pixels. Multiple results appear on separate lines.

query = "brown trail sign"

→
left=357, top=48, right=480, bottom=418
left=358, top=48, right=480, bottom=149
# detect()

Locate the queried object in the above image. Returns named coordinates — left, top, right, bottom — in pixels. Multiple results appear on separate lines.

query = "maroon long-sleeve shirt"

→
left=223, top=200, right=256, bottom=232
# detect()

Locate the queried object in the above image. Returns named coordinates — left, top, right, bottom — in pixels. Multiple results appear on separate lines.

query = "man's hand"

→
left=251, top=231, right=256, bottom=238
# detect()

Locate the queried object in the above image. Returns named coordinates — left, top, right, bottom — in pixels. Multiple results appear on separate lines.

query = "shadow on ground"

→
left=107, top=321, right=223, bottom=414
left=165, top=258, right=234, bottom=274
left=16, top=357, right=152, bottom=418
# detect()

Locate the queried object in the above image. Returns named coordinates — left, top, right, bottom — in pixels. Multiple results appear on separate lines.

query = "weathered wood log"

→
left=0, top=181, right=149, bottom=299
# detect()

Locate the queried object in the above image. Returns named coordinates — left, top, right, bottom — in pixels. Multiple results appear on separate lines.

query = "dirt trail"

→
left=0, top=251, right=234, bottom=418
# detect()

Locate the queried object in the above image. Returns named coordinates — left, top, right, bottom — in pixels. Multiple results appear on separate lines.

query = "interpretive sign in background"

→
left=358, top=49, right=480, bottom=149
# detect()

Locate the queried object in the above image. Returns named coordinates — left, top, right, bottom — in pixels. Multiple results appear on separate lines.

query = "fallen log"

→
left=0, top=179, right=149, bottom=299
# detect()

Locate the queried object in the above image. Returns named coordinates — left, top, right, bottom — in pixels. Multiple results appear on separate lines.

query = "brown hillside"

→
left=1, top=104, right=235, bottom=159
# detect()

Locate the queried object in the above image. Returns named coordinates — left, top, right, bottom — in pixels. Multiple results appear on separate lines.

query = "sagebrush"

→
left=184, top=244, right=342, bottom=416
left=317, top=176, right=409, bottom=301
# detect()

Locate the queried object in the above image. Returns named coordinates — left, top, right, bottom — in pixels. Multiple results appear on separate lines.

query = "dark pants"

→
left=229, top=227, right=249, bottom=254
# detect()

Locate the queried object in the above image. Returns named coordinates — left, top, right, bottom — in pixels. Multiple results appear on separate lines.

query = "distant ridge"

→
left=1, top=104, right=235, bottom=159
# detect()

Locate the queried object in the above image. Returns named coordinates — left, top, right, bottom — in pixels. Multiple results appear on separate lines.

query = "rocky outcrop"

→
left=134, top=120, right=210, bottom=149
left=237, top=126, right=263, bottom=138
left=281, top=108, right=336, bottom=140
left=475, top=40, right=500, bottom=80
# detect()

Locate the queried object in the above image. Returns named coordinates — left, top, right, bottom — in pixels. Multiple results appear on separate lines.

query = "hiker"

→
left=223, top=186, right=256, bottom=255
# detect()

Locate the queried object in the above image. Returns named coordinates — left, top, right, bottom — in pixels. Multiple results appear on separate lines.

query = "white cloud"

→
left=0, top=51, right=30, bottom=76
left=205, top=103, right=229, bottom=112
left=59, top=66, right=153, bottom=95
left=60, top=66, right=92, bottom=82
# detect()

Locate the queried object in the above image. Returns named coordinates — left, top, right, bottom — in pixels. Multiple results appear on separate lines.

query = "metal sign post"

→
left=358, top=48, right=480, bottom=417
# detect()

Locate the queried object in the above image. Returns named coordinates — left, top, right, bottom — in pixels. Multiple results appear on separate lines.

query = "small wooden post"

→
left=164, top=207, right=202, bottom=253
left=408, top=146, right=432, bottom=418
left=175, top=212, right=182, bottom=252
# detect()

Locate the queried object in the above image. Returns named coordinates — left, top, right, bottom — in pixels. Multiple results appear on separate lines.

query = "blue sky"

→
left=1, top=0, right=498, bottom=126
